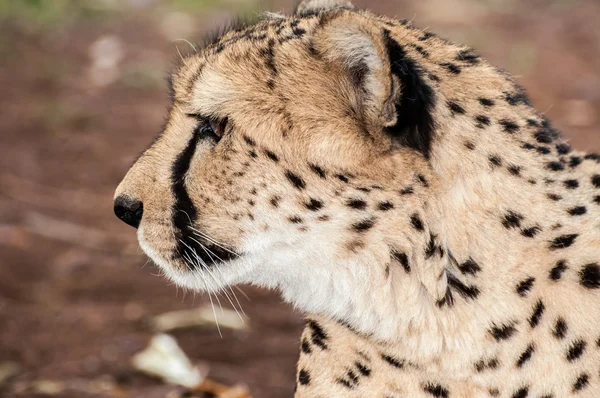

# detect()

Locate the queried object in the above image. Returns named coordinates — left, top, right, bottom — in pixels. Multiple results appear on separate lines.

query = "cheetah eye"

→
left=187, top=114, right=228, bottom=142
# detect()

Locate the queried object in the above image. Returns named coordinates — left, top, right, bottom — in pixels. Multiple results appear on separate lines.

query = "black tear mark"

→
left=529, top=300, right=545, bottom=328
left=516, top=343, right=535, bottom=367
left=383, top=30, right=436, bottom=158
left=549, top=234, right=578, bottom=250
left=285, top=170, right=306, bottom=190
left=579, top=263, right=600, bottom=289
left=490, top=322, right=517, bottom=341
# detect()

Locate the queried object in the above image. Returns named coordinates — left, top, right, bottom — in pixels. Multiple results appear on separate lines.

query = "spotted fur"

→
left=115, top=0, right=600, bottom=396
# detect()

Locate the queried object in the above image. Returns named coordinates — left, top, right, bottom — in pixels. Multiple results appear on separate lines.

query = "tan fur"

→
left=115, top=1, right=600, bottom=396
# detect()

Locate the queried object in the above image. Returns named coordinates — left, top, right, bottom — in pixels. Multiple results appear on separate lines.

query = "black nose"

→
left=114, top=195, right=143, bottom=228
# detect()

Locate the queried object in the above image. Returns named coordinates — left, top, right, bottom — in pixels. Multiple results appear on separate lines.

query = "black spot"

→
left=592, top=175, right=600, bottom=188
left=288, top=216, right=303, bottom=224
left=563, top=179, right=579, bottom=189
left=458, top=258, right=481, bottom=276
left=352, top=218, right=376, bottom=232
left=516, top=277, right=535, bottom=296
left=566, top=340, right=587, bottom=361
left=516, top=343, right=535, bottom=367
left=410, top=214, right=425, bottom=231
left=490, top=323, right=517, bottom=341
left=569, top=156, right=582, bottom=168
left=536, top=146, right=551, bottom=155
left=595, top=195, right=600, bottom=204
left=391, top=250, right=410, bottom=273
left=346, top=199, right=367, bottom=210
left=535, top=130, right=554, bottom=144
left=586, top=153, right=600, bottom=162
left=355, top=362, right=371, bottom=376
left=270, top=196, right=281, bottom=208
left=419, top=31, right=435, bottom=41
left=499, top=119, right=519, bottom=133
left=309, top=164, right=327, bottom=179
left=423, top=383, right=449, bottom=398
left=377, top=201, right=394, bottom=211
left=400, top=187, right=414, bottom=195
left=547, top=193, right=562, bottom=201
left=456, top=49, right=480, bottom=64
left=549, top=260, right=568, bottom=281
left=489, top=155, right=502, bottom=167
left=503, top=211, right=524, bottom=229
left=447, top=273, right=480, bottom=300
left=512, top=386, right=529, bottom=398
left=568, top=206, right=586, bottom=216
left=417, top=174, right=429, bottom=187
left=336, top=378, right=353, bottom=389
left=440, top=62, right=461, bottom=74
left=308, top=320, right=328, bottom=350
left=383, top=30, right=437, bottom=158
left=285, top=170, right=306, bottom=190
left=336, top=174, right=350, bottom=183
left=298, top=369, right=310, bottom=385
left=464, top=141, right=476, bottom=150
left=301, top=338, right=312, bottom=354
left=425, top=233, right=438, bottom=259
left=381, top=353, right=405, bottom=369
left=521, top=226, right=541, bottom=238
left=580, top=264, right=600, bottom=289
left=508, top=165, right=522, bottom=176
left=305, top=198, right=324, bottom=211
left=505, top=91, right=531, bottom=106
left=547, top=161, right=565, bottom=171
left=549, top=234, right=578, bottom=250
left=489, top=388, right=500, bottom=397
left=553, top=317, right=568, bottom=339
left=248, top=149, right=258, bottom=158
left=476, top=115, right=491, bottom=127
left=572, top=373, right=589, bottom=392
left=529, top=300, right=545, bottom=328
left=264, top=149, right=279, bottom=162
left=448, top=101, right=466, bottom=115
left=479, top=98, right=495, bottom=107
left=243, top=135, right=256, bottom=146
left=556, top=143, right=571, bottom=154
left=475, top=358, right=499, bottom=372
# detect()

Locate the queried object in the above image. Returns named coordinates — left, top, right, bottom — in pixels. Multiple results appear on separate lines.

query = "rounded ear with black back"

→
left=295, top=0, right=355, bottom=16
left=312, top=14, right=438, bottom=158
left=312, top=15, right=399, bottom=135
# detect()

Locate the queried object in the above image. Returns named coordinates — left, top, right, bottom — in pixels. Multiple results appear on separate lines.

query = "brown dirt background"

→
left=1, top=0, right=599, bottom=397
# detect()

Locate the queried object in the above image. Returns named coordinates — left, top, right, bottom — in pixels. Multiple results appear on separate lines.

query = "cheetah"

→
left=114, top=1, right=600, bottom=396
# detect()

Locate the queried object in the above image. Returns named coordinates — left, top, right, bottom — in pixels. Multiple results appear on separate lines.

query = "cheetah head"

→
left=115, top=0, right=445, bottom=336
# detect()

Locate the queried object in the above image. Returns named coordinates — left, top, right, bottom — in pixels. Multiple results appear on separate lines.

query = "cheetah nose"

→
left=114, top=195, right=144, bottom=229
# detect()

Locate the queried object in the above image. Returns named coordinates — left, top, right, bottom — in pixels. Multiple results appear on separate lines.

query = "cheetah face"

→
left=114, top=6, right=435, bottom=319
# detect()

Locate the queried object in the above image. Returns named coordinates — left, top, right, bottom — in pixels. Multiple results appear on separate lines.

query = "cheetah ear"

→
left=313, top=17, right=399, bottom=129
left=295, top=0, right=355, bottom=15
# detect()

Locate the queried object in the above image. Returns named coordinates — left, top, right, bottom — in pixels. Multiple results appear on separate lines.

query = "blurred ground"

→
left=0, top=0, right=599, bottom=397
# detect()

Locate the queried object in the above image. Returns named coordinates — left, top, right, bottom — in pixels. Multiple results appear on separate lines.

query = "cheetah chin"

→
left=115, top=0, right=600, bottom=396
